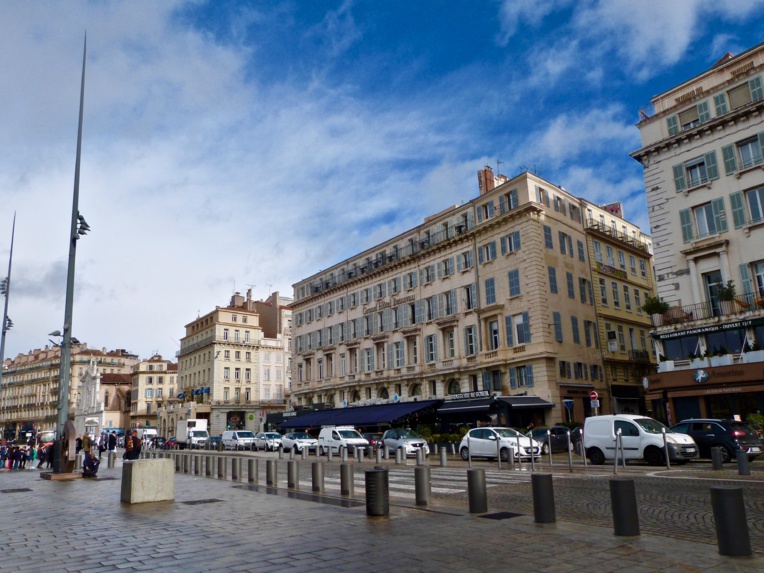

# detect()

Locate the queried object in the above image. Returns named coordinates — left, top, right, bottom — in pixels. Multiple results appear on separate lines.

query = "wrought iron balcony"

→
left=652, top=293, right=764, bottom=327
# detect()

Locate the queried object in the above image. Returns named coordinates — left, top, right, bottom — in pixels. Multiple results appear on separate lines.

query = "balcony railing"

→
left=653, top=293, right=764, bottom=327
left=585, top=219, right=649, bottom=253
left=628, top=350, right=652, bottom=363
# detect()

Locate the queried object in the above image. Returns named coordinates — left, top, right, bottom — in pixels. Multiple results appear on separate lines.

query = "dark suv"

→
left=670, top=419, right=762, bottom=462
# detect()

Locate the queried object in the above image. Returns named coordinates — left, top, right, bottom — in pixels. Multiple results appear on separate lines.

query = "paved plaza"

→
left=1, top=452, right=763, bottom=573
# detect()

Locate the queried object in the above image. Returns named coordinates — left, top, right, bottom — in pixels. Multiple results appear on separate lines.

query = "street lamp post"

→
left=0, top=212, right=16, bottom=390
left=53, top=37, right=91, bottom=474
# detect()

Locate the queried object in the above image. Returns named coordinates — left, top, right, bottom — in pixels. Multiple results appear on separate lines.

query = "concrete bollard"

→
left=395, top=447, right=403, bottom=465
left=175, top=454, right=182, bottom=473
left=287, top=460, right=298, bottom=488
left=357, top=447, right=364, bottom=463
left=450, top=444, right=456, bottom=455
left=289, top=448, right=295, bottom=460
left=415, top=466, right=431, bottom=507
left=205, top=456, right=213, bottom=477
left=327, top=447, right=333, bottom=462
left=232, top=457, right=241, bottom=482
left=609, top=478, right=640, bottom=536
left=340, top=463, right=354, bottom=496
left=416, top=448, right=424, bottom=466
left=217, top=440, right=223, bottom=452
left=266, top=460, right=276, bottom=486
left=312, top=461, right=324, bottom=492
left=107, top=451, right=115, bottom=469
left=217, top=456, right=227, bottom=480
left=248, top=459, right=258, bottom=484
left=194, top=455, right=201, bottom=475
left=183, top=454, right=189, bottom=474
left=301, top=447, right=308, bottom=461
left=439, top=446, right=448, bottom=467
left=467, top=468, right=488, bottom=513
left=365, top=468, right=389, bottom=517
left=376, top=447, right=382, bottom=464
left=383, top=447, right=389, bottom=460
left=711, top=447, right=723, bottom=470
left=711, top=486, right=751, bottom=556
left=531, top=473, right=556, bottom=523
left=736, top=451, right=750, bottom=475
left=278, top=446, right=284, bottom=460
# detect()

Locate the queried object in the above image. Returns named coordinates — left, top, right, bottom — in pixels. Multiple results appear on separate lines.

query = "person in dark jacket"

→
left=83, top=452, right=100, bottom=477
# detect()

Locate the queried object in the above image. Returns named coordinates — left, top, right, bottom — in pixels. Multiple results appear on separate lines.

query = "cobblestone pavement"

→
left=1, top=452, right=762, bottom=572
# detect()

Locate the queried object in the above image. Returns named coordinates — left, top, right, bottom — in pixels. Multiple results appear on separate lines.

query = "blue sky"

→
left=1, top=0, right=764, bottom=362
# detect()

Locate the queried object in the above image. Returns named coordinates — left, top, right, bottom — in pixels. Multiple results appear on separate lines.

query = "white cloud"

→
left=497, top=0, right=573, bottom=44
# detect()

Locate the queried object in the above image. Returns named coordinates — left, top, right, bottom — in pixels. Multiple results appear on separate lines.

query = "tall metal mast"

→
left=0, top=212, right=16, bottom=389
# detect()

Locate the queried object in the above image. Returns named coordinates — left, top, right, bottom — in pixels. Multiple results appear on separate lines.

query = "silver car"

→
left=382, top=429, right=430, bottom=457
left=254, top=432, right=282, bottom=451
left=281, top=432, right=317, bottom=453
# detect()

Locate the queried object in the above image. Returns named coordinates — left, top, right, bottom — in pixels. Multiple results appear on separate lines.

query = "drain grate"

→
left=2, top=488, right=33, bottom=494
left=478, top=512, right=524, bottom=520
left=181, top=499, right=223, bottom=505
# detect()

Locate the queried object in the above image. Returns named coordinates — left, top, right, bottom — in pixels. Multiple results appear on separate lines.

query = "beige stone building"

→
left=129, top=355, right=178, bottom=435
left=172, top=290, right=292, bottom=437
left=631, top=41, right=764, bottom=423
left=0, top=344, right=138, bottom=441
left=290, top=169, right=653, bottom=427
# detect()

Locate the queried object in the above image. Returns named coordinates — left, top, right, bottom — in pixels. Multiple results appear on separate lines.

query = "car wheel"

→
left=717, top=445, right=733, bottom=463
left=319, top=446, right=325, bottom=456
left=588, top=448, right=605, bottom=465
left=644, top=446, right=664, bottom=466
left=460, top=447, right=470, bottom=461
left=541, top=443, right=550, bottom=456
left=499, top=448, right=510, bottom=462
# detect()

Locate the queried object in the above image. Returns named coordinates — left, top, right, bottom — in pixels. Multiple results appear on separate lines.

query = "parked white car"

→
left=222, top=430, right=256, bottom=450
left=459, top=427, right=541, bottom=461
left=281, top=432, right=318, bottom=453
left=382, top=429, right=430, bottom=457
left=254, top=432, right=283, bottom=451
left=318, top=426, right=369, bottom=455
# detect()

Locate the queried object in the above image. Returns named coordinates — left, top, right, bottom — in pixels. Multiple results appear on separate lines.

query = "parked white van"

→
left=583, top=414, right=698, bottom=466
left=222, top=430, right=256, bottom=450
left=318, top=426, right=369, bottom=455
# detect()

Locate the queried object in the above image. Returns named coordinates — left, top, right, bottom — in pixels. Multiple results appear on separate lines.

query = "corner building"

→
left=291, top=169, right=652, bottom=426
left=632, top=41, right=764, bottom=422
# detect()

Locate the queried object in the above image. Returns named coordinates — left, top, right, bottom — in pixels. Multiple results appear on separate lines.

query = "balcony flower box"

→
left=709, top=354, right=733, bottom=367
left=742, top=350, right=764, bottom=364
left=657, top=360, right=674, bottom=373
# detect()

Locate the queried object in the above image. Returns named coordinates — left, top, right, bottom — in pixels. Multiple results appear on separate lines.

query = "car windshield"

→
left=338, top=430, right=363, bottom=439
left=730, top=423, right=754, bottom=436
left=190, top=431, right=209, bottom=438
left=293, top=433, right=312, bottom=439
left=237, top=431, right=255, bottom=438
left=396, top=430, right=423, bottom=439
left=265, top=433, right=281, bottom=439
left=493, top=428, right=522, bottom=438
left=634, top=418, right=671, bottom=434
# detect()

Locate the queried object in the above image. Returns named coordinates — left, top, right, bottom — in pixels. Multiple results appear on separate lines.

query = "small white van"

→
left=583, top=414, right=698, bottom=466
left=318, top=426, right=369, bottom=455
left=222, top=430, right=256, bottom=450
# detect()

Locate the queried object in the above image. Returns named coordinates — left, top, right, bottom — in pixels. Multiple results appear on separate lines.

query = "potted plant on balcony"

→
left=642, top=296, right=669, bottom=326
left=717, top=280, right=737, bottom=315
left=709, top=346, right=733, bottom=367
left=742, top=341, right=764, bottom=364
left=657, top=353, right=674, bottom=372
left=689, top=350, right=709, bottom=369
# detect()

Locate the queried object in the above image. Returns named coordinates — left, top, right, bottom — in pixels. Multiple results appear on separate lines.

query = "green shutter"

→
left=759, top=132, right=764, bottom=164
left=505, top=315, right=514, bottom=347
left=711, top=197, right=727, bottom=233
left=714, top=93, right=728, bottom=116
left=722, top=144, right=737, bottom=175
left=526, top=365, right=534, bottom=387
left=750, top=76, right=763, bottom=102
left=705, top=151, right=719, bottom=180
left=679, top=209, right=694, bottom=243
left=730, top=191, right=747, bottom=228
left=509, top=367, right=517, bottom=389
left=673, top=163, right=686, bottom=192
left=667, top=115, right=679, bottom=136
left=697, top=101, right=710, bottom=123
left=740, top=264, right=753, bottom=297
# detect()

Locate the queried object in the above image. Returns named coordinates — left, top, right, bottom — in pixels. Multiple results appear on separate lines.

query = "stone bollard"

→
left=383, top=446, right=389, bottom=460
left=232, top=457, right=241, bottom=482
left=439, top=446, right=448, bottom=467
left=287, top=460, right=298, bottom=489
left=312, top=461, right=324, bottom=492
left=175, top=454, right=182, bottom=473
left=415, top=466, right=431, bottom=506
left=467, top=468, right=488, bottom=513
left=532, top=473, right=556, bottom=523
left=205, top=456, right=213, bottom=477
left=357, top=447, right=364, bottom=464
left=736, top=450, right=750, bottom=475
left=217, top=456, right=227, bottom=480
left=711, top=447, right=723, bottom=470
left=365, top=468, right=389, bottom=517
left=711, top=486, right=751, bottom=556
left=450, top=444, right=456, bottom=456
left=183, top=454, right=190, bottom=474
left=289, top=448, right=295, bottom=460
left=248, top=459, right=258, bottom=483
left=217, top=440, right=224, bottom=452
left=609, top=478, right=640, bottom=536
left=301, top=447, right=308, bottom=460
left=194, top=455, right=201, bottom=476
left=266, top=460, right=277, bottom=486
left=340, top=463, right=354, bottom=496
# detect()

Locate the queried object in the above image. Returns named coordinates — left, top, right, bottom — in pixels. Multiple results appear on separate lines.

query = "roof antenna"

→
left=496, top=159, right=503, bottom=174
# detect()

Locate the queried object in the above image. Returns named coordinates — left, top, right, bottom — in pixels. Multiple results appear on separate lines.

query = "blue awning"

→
left=278, top=400, right=440, bottom=429
left=438, top=396, right=554, bottom=415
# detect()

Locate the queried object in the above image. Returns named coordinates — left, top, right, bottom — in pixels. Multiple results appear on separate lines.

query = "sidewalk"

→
left=0, top=460, right=761, bottom=573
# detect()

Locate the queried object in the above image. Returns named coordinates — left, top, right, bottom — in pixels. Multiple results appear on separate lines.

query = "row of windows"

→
left=592, top=241, right=648, bottom=278
left=548, top=268, right=594, bottom=304
left=558, top=360, right=603, bottom=382
left=597, top=279, right=648, bottom=314
left=544, top=225, right=586, bottom=261
left=678, top=186, right=764, bottom=243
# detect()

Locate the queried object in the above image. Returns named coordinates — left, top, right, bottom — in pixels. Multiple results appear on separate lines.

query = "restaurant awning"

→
left=278, top=400, right=441, bottom=430
left=438, top=395, right=554, bottom=415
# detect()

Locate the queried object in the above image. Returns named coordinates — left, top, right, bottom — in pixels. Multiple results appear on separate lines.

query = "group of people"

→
left=0, top=443, right=53, bottom=470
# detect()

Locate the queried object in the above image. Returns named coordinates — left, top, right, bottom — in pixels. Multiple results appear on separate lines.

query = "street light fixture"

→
left=0, top=212, right=16, bottom=389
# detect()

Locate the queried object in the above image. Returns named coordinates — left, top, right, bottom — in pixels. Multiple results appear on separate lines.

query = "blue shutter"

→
left=511, top=189, right=518, bottom=208
left=730, top=192, right=746, bottom=228
left=419, top=268, right=425, bottom=285
left=477, top=206, right=483, bottom=222
left=553, top=312, right=563, bottom=342
left=705, top=151, right=719, bottom=180
left=437, top=262, right=444, bottom=279
left=522, top=311, right=530, bottom=342
left=411, top=271, right=417, bottom=288
left=471, top=283, right=478, bottom=310
left=722, top=144, right=737, bottom=175
left=679, top=209, right=694, bottom=243
left=499, top=195, right=506, bottom=214
left=667, top=115, right=679, bottom=135
left=457, top=253, right=464, bottom=272
left=759, top=132, right=764, bottom=162
left=750, top=76, right=763, bottom=101
left=697, top=101, right=710, bottom=124
left=558, top=231, right=566, bottom=254
left=740, top=264, right=753, bottom=297
left=505, top=315, right=513, bottom=347
left=478, top=246, right=485, bottom=264
left=508, top=270, right=520, bottom=297
left=501, top=236, right=507, bottom=255
left=526, top=365, right=534, bottom=387
left=489, top=241, right=497, bottom=260
left=369, top=351, right=375, bottom=372
left=509, top=367, right=517, bottom=389
left=388, top=343, right=394, bottom=369
left=437, top=294, right=444, bottom=318
left=673, top=163, right=686, bottom=192
left=416, top=300, right=425, bottom=323
left=487, top=202, right=495, bottom=218
left=514, top=231, right=521, bottom=250
left=711, top=197, right=727, bottom=233
left=548, top=266, right=558, bottom=294
left=380, top=282, right=386, bottom=297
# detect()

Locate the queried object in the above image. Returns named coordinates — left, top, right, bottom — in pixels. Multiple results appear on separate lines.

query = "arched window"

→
left=447, top=379, right=461, bottom=395
left=351, top=390, right=361, bottom=402
left=409, top=384, right=422, bottom=397
left=378, top=387, right=389, bottom=400
left=326, top=394, right=335, bottom=406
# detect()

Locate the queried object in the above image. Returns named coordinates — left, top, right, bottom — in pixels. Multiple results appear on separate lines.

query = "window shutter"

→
left=505, top=315, right=513, bottom=347
left=697, top=101, right=710, bottom=123
left=526, top=365, right=534, bottom=387
left=548, top=266, right=557, bottom=294
left=419, top=268, right=425, bottom=285
left=388, top=343, right=394, bottom=369
left=511, top=189, right=518, bottom=208
left=380, top=282, right=386, bottom=297
left=411, top=271, right=417, bottom=288
left=509, top=367, right=517, bottom=389
left=437, top=262, right=444, bottom=279
left=499, top=195, right=506, bottom=214
left=667, top=115, right=679, bottom=136
left=553, top=312, right=563, bottom=342
left=466, top=211, right=475, bottom=229
left=759, top=132, right=764, bottom=159
left=369, top=352, right=375, bottom=372
left=415, top=300, right=425, bottom=323
left=514, top=231, right=521, bottom=250
left=478, top=246, right=485, bottom=264
left=438, top=293, right=444, bottom=318
left=456, top=253, right=464, bottom=272
left=711, top=197, right=727, bottom=233
left=500, top=236, right=507, bottom=255
left=750, top=76, right=763, bottom=101
left=522, top=311, right=530, bottom=342
left=558, top=231, right=565, bottom=254
left=730, top=191, right=747, bottom=228
left=477, top=206, right=483, bottom=222
left=489, top=241, right=497, bottom=260
left=679, top=209, right=693, bottom=242
left=705, top=151, right=719, bottom=180
left=722, top=144, right=737, bottom=175
left=713, top=93, right=728, bottom=116
left=740, top=264, right=754, bottom=296
left=673, top=163, right=686, bottom=192
left=487, top=202, right=495, bottom=217
left=471, top=283, right=478, bottom=310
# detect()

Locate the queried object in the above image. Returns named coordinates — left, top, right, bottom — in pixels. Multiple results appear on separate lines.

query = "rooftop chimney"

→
left=477, top=165, right=495, bottom=196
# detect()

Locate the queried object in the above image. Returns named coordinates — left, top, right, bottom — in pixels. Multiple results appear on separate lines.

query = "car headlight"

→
left=665, top=435, right=679, bottom=444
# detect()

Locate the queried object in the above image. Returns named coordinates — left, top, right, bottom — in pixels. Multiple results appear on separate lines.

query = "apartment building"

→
left=0, top=344, right=138, bottom=441
left=291, top=169, right=653, bottom=427
left=173, top=290, right=291, bottom=436
left=631, top=41, right=764, bottom=422
left=129, top=355, right=178, bottom=435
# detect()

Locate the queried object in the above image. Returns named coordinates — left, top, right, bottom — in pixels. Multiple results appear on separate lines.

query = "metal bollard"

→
left=711, top=447, right=723, bottom=470
left=508, top=446, right=514, bottom=470
left=467, top=468, right=487, bottom=513
left=248, top=459, right=258, bottom=483
left=217, top=456, right=227, bottom=480
left=609, top=478, right=640, bottom=536
left=547, top=430, right=553, bottom=467
left=183, top=454, right=190, bottom=474
left=737, top=451, right=750, bottom=475
left=340, top=463, right=354, bottom=496
left=376, top=447, right=382, bottom=464
left=205, top=456, right=213, bottom=477
left=278, top=446, right=284, bottom=460
left=416, top=448, right=424, bottom=466
left=289, top=448, right=295, bottom=460
left=567, top=431, right=573, bottom=472
left=301, top=447, right=308, bottom=461
left=396, top=447, right=403, bottom=465
left=194, top=455, right=201, bottom=475
left=340, top=446, right=347, bottom=462
left=312, top=461, right=324, bottom=492
left=327, top=447, right=333, bottom=462
left=359, top=447, right=365, bottom=463
left=383, top=446, right=389, bottom=460
left=415, top=466, right=431, bottom=506
left=365, top=468, right=389, bottom=517
left=711, top=486, right=751, bottom=556
left=450, top=444, right=456, bottom=455
left=107, top=451, right=115, bottom=469
left=217, top=440, right=223, bottom=452
left=287, top=460, right=298, bottom=488
left=439, top=446, right=447, bottom=467
left=532, top=473, right=556, bottom=523
left=175, top=454, right=182, bottom=473
left=266, top=459, right=276, bottom=486
left=232, top=457, right=241, bottom=482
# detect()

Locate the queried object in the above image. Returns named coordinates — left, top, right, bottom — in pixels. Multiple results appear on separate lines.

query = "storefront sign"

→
left=596, top=262, right=627, bottom=280
left=652, top=318, right=764, bottom=341
left=363, top=294, right=417, bottom=315
left=446, top=390, right=491, bottom=401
